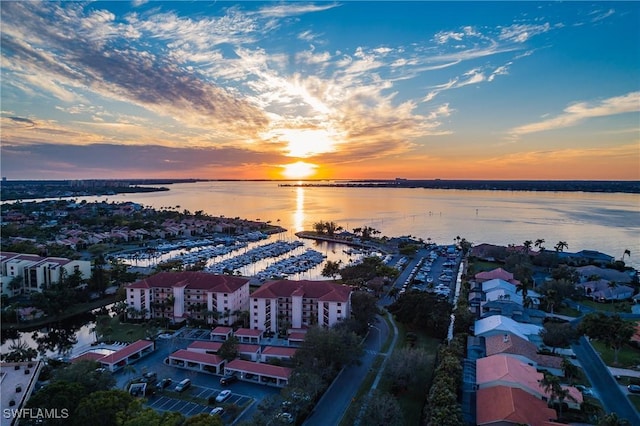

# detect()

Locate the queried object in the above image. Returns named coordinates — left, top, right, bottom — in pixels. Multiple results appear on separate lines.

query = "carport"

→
left=260, top=346, right=297, bottom=363
left=224, top=359, right=292, bottom=387
left=168, top=349, right=225, bottom=374
left=99, top=340, right=155, bottom=372
left=234, top=328, right=263, bottom=344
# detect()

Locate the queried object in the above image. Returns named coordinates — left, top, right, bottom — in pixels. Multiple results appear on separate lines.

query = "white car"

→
left=210, top=407, right=224, bottom=416
left=215, top=389, right=232, bottom=402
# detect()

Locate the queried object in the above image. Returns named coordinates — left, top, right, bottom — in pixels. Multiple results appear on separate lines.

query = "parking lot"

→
left=146, top=384, right=253, bottom=422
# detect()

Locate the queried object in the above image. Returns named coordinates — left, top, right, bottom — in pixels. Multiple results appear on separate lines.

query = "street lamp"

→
left=369, top=323, right=381, bottom=352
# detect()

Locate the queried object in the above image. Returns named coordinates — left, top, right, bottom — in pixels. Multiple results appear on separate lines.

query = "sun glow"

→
left=282, top=161, right=317, bottom=179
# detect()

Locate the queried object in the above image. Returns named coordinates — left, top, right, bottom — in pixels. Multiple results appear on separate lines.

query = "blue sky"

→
left=1, top=1, right=638, bottom=180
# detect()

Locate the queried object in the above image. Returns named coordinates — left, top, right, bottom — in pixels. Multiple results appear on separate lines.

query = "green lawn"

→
left=554, top=305, right=581, bottom=317
left=95, top=315, right=153, bottom=343
left=377, top=326, right=440, bottom=426
left=340, top=316, right=440, bottom=426
left=590, top=340, right=640, bottom=369
left=628, top=394, right=640, bottom=412
left=579, top=299, right=631, bottom=313
left=466, top=261, right=501, bottom=276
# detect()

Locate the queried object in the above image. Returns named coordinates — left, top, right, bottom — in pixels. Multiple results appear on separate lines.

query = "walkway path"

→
left=303, top=312, right=394, bottom=426
left=609, top=367, right=640, bottom=379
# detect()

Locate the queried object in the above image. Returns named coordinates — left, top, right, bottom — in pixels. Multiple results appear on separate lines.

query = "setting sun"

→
left=282, top=161, right=317, bottom=179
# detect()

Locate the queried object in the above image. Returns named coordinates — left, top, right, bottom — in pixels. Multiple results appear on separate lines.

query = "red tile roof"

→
left=100, top=340, right=154, bottom=365
left=262, top=346, right=297, bottom=357
left=476, top=268, right=514, bottom=282
left=477, top=354, right=582, bottom=404
left=252, top=280, right=351, bottom=302
left=212, top=326, right=233, bottom=335
left=226, top=359, right=292, bottom=379
left=288, top=332, right=306, bottom=341
left=72, top=352, right=107, bottom=363
left=170, top=349, right=224, bottom=365
left=235, top=328, right=263, bottom=337
left=187, top=341, right=223, bottom=352
left=237, top=344, right=261, bottom=354
left=484, top=333, right=563, bottom=370
left=126, top=271, right=249, bottom=292
left=476, top=386, right=558, bottom=425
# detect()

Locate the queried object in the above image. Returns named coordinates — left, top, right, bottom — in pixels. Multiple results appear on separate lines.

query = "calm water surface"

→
left=95, top=181, right=639, bottom=268
left=3, top=181, right=638, bottom=355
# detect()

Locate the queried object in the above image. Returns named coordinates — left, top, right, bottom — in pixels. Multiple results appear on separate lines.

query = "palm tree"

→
left=561, top=357, right=579, bottom=384
left=1, top=339, right=38, bottom=362
left=535, top=238, right=546, bottom=251
left=544, top=288, right=558, bottom=314
left=538, top=372, right=564, bottom=419
left=555, top=241, right=569, bottom=252
left=598, top=412, right=632, bottom=426
left=621, top=249, right=631, bottom=262
left=516, top=278, right=535, bottom=308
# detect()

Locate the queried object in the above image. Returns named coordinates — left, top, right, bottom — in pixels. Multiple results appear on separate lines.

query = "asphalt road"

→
left=303, top=313, right=390, bottom=426
left=305, top=246, right=455, bottom=425
left=572, top=336, right=640, bottom=424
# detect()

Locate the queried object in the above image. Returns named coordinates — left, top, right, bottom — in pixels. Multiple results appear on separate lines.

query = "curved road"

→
left=303, top=313, right=391, bottom=426
left=572, top=336, right=640, bottom=424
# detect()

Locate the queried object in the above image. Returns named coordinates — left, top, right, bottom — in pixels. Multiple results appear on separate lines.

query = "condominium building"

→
left=0, top=251, right=91, bottom=297
left=125, top=271, right=250, bottom=325
left=250, top=279, right=352, bottom=333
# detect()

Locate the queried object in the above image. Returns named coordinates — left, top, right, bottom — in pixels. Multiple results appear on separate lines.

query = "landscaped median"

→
left=340, top=312, right=441, bottom=426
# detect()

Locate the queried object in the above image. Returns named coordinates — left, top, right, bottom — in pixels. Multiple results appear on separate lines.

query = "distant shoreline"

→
left=1, top=178, right=638, bottom=200
left=279, top=179, right=640, bottom=194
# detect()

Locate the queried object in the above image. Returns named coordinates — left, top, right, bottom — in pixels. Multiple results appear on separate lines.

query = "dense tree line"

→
left=387, top=291, right=452, bottom=340
left=422, top=336, right=465, bottom=426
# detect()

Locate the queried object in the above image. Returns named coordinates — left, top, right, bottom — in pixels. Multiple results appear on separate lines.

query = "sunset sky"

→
left=1, top=1, right=639, bottom=180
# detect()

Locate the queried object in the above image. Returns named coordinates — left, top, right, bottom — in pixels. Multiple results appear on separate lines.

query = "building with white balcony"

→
left=125, top=272, right=250, bottom=325
left=249, top=280, right=352, bottom=333
left=0, top=251, right=91, bottom=297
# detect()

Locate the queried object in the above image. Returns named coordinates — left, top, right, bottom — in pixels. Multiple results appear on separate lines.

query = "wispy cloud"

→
left=256, top=3, right=340, bottom=18
left=509, top=92, right=640, bottom=137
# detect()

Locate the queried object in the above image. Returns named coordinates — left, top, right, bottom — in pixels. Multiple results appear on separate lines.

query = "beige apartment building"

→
left=125, top=271, right=250, bottom=325
left=249, top=279, right=352, bottom=333
left=0, top=251, right=91, bottom=297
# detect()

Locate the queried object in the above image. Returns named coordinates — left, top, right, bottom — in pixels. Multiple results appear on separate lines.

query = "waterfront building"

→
left=0, top=252, right=91, bottom=297
left=249, top=279, right=352, bottom=334
left=125, top=272, right=250, bottom=325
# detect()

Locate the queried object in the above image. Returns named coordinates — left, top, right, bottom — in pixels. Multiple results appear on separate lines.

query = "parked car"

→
left=174, top=378, right=191, bottom=392
left=210, top=407, right=224, bottom=416
left=215, top=390, right=232, bottom=402
left=276, top=412, right=294, bottom=424
left=628, top=384, right=640, bottom=393
left=156, top=378, right=172, bottom=390
left=220, top=374, right=238, bottom=385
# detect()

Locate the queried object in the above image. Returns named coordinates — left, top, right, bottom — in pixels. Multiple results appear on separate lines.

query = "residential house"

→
left=559, top=250, right=615, bottom=266
left=474, top=315, right=544, bottom=346
left=476, top=354, right=582, bottom=410
left=484, top=332, right=564, bottom=376
left=476, top=386, right=560, bottom=426
left=469, top=278, right=541, bottom=313
left=475, top=268, right=520, bottom=285
left=481, top=300, right=546, bottom=325
left=576, top=265, right=633, bottom=284
left=577, top=279, right=634, bottom=302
